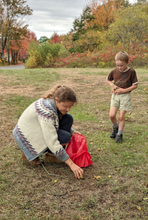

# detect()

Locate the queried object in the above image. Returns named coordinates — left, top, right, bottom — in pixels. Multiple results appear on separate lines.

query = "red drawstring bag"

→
left=66, top=134, right=93, bottom=168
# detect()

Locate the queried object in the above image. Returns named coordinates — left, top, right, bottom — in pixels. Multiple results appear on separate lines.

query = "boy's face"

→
left=115, top=60, right=128, bottom=72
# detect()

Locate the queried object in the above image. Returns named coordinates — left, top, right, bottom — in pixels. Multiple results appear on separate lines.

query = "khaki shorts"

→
left=110, top=93, right=132, bottom=111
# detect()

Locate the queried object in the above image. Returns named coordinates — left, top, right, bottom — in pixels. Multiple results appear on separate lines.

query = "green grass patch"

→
left=0, top=69, right=59, bottom=88
left=70, top=103, right=99, bottom=122
left=4, top=95, right=36, bottom=119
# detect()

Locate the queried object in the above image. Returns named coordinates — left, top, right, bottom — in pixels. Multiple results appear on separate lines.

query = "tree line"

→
left=1, top=0, right=148, bottom=67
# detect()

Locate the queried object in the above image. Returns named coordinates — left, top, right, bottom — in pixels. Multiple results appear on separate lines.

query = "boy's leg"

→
left=109, top=106, right=118, bottom=138
left=115, top=110, right=126, bottom=143
left=118, top=110, right=126, bottom=131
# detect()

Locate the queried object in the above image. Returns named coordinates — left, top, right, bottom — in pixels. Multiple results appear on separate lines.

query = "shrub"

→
left=58, top=46, right=69, bottom=58
left=54, top=52, right=99, bottom=68
left=25, top=56, right=38, bottom=69
left=26, top=40, right=69, bottom=68
left=44, top=52, right=54, bottom=67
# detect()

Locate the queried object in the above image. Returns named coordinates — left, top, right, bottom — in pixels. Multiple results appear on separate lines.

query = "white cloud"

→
left=25, top=0, right=87, bottom=39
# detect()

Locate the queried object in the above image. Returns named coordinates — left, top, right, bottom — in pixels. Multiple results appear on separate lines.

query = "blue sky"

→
left=25, top=0, right=87, bottom=40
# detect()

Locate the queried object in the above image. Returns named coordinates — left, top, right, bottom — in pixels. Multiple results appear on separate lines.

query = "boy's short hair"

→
left=115, top=51, right=129, bottom=63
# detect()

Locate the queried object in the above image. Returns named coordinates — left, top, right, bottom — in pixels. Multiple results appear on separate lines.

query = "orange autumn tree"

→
left=9, top=30, right=37, bottom=63
left=89, top=0, right=124, bottom=30
left=59, top=33, right=73, bottom=51
left=50, top=32, right=60, bottom=44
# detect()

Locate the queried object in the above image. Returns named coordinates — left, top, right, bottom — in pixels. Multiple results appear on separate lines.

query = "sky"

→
left=25, top=0, right=87, bottom=40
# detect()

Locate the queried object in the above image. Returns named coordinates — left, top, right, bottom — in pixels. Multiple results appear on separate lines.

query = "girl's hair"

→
left=115, top=51, right=129, bottom=63
left=43, top=85, right=77, bottom=104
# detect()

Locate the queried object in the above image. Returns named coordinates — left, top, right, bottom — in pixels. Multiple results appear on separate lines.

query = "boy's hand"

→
left=114, top=88, right=124, bottom=95
left=111, top=86, right=118, bottom=94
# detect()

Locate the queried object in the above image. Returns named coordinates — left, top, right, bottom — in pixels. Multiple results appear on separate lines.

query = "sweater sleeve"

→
left=70, top=127, right=74, bottom=134
left=38, top=117, right=69, bottom=162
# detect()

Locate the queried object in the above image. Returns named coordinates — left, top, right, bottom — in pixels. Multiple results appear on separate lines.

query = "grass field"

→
left=0, top=67, right=148, bottom=220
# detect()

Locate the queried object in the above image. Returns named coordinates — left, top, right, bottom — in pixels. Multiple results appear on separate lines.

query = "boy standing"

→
left=107, top=51, right=138, bottom=143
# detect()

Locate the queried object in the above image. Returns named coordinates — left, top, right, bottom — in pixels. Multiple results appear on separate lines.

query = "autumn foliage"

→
left=90, top=0, right=123, bottom=30
left=10, top=30, right=37, bottom=63
left=1, top=0, right=148, bottom=67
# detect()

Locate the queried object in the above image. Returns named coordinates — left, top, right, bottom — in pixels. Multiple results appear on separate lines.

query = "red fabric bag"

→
left=66, top=134, right=93, bottom=168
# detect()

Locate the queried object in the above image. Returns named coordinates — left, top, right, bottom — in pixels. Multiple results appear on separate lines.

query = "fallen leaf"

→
left=94, top=175, right=102, bottom=179
left=136, top=206, right=141, bottom=211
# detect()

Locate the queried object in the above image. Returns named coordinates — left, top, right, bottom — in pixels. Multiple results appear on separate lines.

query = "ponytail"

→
left=43, top=85, right=77, bottom=104
left=43, top=85, right=62, bottom=99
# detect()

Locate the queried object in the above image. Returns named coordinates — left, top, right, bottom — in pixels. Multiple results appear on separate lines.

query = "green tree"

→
left=107, top=4, right=148, bottom=50
left=38, top=36, right=49, bottom=43
left=71, top=30, right=102, bottom=53
left=71, top=6, right=95, bottom=42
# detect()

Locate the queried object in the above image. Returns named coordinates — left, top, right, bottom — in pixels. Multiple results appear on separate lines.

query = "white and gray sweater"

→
left=13, top=98, right=70, bottom=162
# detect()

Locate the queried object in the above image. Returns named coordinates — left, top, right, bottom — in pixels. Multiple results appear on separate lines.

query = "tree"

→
left=71, top=6, right=95, bottom=42
left=0, top=0, right=32, bottom=63
left=107, top=4, right=148, bottom=50
left=38, top=36, right=49, bottom=43
left=59, top=33, right=73, bottom=50
left=11, top=30, right=37, bottom=63
left=90, top=0, right=124, bottom=31
left=70, top=30, right=102, bottom=53
left=50, top=32, right=60, bottom=44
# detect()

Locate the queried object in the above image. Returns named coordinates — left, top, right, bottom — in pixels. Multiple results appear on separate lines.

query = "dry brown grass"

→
left=0, top=68, right=148, bottom=220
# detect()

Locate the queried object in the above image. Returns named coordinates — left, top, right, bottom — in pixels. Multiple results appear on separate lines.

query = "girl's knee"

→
left=58, top=129, right=71, bottom=144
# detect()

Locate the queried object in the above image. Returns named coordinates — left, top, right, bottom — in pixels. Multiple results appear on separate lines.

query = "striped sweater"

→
left=13, top=98, right=69, bottom=162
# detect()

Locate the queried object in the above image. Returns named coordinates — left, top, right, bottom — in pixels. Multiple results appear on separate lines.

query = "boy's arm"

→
left=116, top=84, right=138, bottom=94
left=107, top=80, right=118, bottom=94
left=107, top=80, right=114, bottom=87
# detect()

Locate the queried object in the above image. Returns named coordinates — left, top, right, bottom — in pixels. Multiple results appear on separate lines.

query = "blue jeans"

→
left=47, top=114, right=73, bottom=153
left=58, top=114, right=73, bottom=144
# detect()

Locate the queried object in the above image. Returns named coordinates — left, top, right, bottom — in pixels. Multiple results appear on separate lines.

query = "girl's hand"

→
left=70, top=163, right=84, bottom=179
left=71, top=130, right=81, bottom=136
left=65, top=158, right=84, bottom=179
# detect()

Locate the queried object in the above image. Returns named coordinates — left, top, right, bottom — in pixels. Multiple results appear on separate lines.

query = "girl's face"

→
left=116, top=60, right=128, bottom=72
left=55, top=98, right=74, bottom=115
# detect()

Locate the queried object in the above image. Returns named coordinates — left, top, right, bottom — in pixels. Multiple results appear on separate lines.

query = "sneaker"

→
left=45, top=153, right=63, bottom=163
left=110, top=125, right=118, bottom=138
left=21, top=153, right=42, bottom=165
left=115, top=134, right=123, bottom=143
